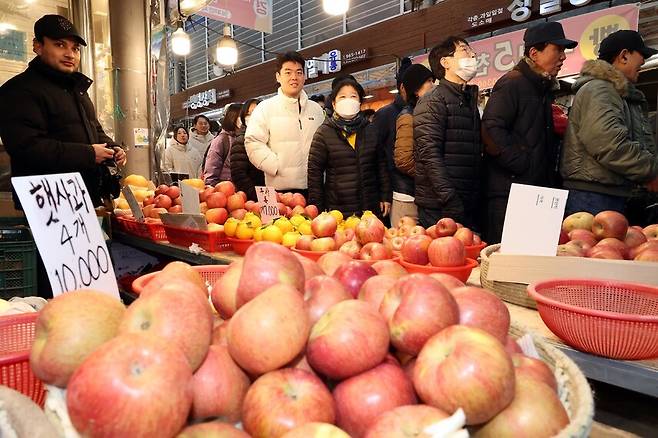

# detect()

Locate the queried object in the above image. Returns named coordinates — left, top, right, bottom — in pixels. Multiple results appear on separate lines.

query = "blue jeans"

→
left=565, top=189, right=626, bottom=216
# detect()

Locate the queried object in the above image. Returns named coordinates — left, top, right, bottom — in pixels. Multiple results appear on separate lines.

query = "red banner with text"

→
left=197, top=0, right=273, bottom=34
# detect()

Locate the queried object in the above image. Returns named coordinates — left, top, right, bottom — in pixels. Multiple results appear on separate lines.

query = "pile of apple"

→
left=558, top=210, right=658, bottom=262
left=31, top=242, right=570, bottom=438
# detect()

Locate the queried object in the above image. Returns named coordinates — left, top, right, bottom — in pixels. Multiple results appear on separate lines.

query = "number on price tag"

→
left=255, top=186, right=280, bottom=223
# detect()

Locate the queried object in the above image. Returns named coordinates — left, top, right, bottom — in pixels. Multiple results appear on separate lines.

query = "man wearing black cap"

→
left=561, top=30, right=658, bottom=217
left=0, top=14, right=126, bottom=209
left=481, top=21, right=577, bottom=243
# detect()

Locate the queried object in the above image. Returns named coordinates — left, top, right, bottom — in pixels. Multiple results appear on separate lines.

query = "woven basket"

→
left=480, top=244, right=537, bottom=309
left=510, top=324, right=594, bottom=438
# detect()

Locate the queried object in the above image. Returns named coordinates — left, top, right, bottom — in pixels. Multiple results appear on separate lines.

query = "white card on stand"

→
left=255, top=186, right=280, bottom=223
left=181, top=182, right=202, bottom=215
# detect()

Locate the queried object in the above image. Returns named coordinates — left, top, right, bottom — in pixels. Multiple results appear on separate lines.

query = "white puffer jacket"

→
left=245, top=89, right=325, bottom=190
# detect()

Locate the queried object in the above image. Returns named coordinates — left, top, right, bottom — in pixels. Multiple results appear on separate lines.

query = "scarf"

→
left=330, top=112, right=368, bottom=136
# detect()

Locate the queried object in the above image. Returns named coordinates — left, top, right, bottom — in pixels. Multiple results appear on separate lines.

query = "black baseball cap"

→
left=524, top=22, right=577, bottom=50
left=599, top=30, right=658, bottom=60
left=34, top=15, right=87, bottom=46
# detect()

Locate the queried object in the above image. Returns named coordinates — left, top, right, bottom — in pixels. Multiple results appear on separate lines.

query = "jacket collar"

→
left=277, top=88, right=309, bottom=108
left=438, top=78, right=479, bottom=100
left=578, top=59, right=629, bottom=97
left=28, top=57, right=92, bottom=93
left=516, top=58, right=559, bottom=92
left=393, top=94, right=405, bottom=110
left=170, top=140, right=188, bottom=152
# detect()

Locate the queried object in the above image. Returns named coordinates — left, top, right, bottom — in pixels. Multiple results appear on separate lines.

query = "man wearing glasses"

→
left=413, top=37, right=483, bottom=231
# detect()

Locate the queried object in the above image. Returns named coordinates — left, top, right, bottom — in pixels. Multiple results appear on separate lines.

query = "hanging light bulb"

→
left=216, top=24, right=238, bottom=67
left=178, top=0, right=213, bottom=16
left=323, top=0, right=349, bottom=15
left=171, top=26, right=191, bottom=57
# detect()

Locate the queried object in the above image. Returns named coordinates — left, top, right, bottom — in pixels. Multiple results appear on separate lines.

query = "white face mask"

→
left=455, top=57, right=478, bottom=82
left=334, top=98, right=361, bottom=119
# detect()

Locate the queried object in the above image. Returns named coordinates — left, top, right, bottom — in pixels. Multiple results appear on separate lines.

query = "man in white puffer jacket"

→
left=245, top=51, right=325, bottom=196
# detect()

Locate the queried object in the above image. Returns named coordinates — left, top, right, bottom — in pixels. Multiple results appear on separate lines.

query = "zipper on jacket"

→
left=298, top=99, right=302, bottom=131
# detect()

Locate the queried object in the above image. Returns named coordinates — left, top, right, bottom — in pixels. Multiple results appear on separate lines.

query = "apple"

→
left=168, top=205, right=183, bottom=214
left=230, top=208, right=247, bottom=220
left=205, top=207, right=228, bottom=225
left=141, top=261, right=207, bottom=299
left=178, top=422, right=250, bottom=438
left=333, top=260, right=378, bottom=298
left=398, top=224, right=412, bottom=237
left=248, top=202, right=261, bottom=215
left=629, top=240, right=658, bottom=259
left=206, top=192, right=227, bottom=209
left=643, top=224, right=658, bottom=240
left=426, top=225, right=438, bottom=239
left=148, top=207, right=168, bottom=219
left=504, top=336, right=523, bottom=355
left=409, top=225, right=426, bottom=236
left=190, top=344, right=250, bottom=421
left=398, top=216, right=417, bottom=228
left=371, top=260, right=408, bottom=278
left=562, top=211, right=594, bottom=233
left=142, top=195, right=155, bottom=206
left=356, top=216, right=386, bottom=244
left=333, top=362, right=417, bottom=437
left=391, top=236, right=405, bottom=251
left=558, top=229, right=569, bottom=245
left=211, top=260, right=243, bottom=319
left=474, top=375, right=568, bottom=437
left=292, top=193, right=307, bottom=208
left=281, top=423, right=350, bottom=438
left=155, top=184, right=169, bottom=196
left=317, top=251, right=353, bottom=276
left=307, top=300, right=389, bottom=380
left=413, top=325, right=515, bottom=425
left=292, top=252, right=324, bottom=280
left=436, top=218, right=458, bottom=237
left=295, top=234, right=315, bottom=251
left=211, top=320, right=229, bottom=346
left=281, top=192, right=294, bottom=207
left=311, top=237, right=336, bottom=252
left=277, top=202, right=287, bottom=215
left=556, top=242, right=586, bottom=257
left=199, top=202, right=209, bottom=215
left=334, top=228, right=356, bottom=248
left=66, top=334, right=192, bottom=438
left=635, top=248, right=658, bottom=262
left=473, top=234, right=482, bottom=245
left=29, top=290, right=125, bottom=387
left=358, top=274, right=398, bottom=310
left=290, top=205, right=306, bottom=216
left=428, top=273, right=465, bottom=290
left=592, top=210, right=628, bottom=240
left=586, top=246, right=624, bottom=260
left=360, top=242, right=393, bottom=260
left=401, top=234, right=432, bottom=265
left=119, top=287, right=212, bottom=371
left=304, top=275, right=352, bottom=325
left=237, top=242, right=305, bottom=306
left=595, top=237, right=629, bottom=259
left=199, top=186, right=215, bottom=203
left=215, top=180, right=236, bottom=197
left=453, top=227, right=475, bottom=246
left=153, top=194, right=172, bottom=210
left=512, top=353, right=557, bottom=392
left=428, top=237, right=466, bottom=267
left=305, top=205, right=320, bottom=219
left=568, top=229, right=597, bottom=247
left=242, top=369, right=335, bottom=438
left=450, top=287, right=510, bottom=343
left=385, top=227, right=398, bottom=239
left=285, top=206, right=293, bottom=217
left=380, top=274, right=459, bottom=355
left=227, top=193, right=245, bottom=211
left=364, top=405, right=449, bottom=438
left=237, top=190, right=248, bottom=203
left=165, top=185, right=181, bottom=200
left=625, top=227, right=648, bottom=249
left=312, top=212, right=338, bottom=238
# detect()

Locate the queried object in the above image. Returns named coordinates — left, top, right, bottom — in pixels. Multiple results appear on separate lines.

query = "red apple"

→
left=428, top=273, right=465, bottom=290
left=339, top=240, right=362, bottom=258
left=178, top=422, right=250, bottom=438
left=512, top=353, right=557, bottom=392
left=242, top=369, right=335, bottom=438
left=426, top=225, right=438, bottom=239
left=334, top=228, right=355, bottom=248
left=168, top=205, right=183, bottom=213
left=450, top=286, right=510, bottom=343
left=398, top=224, right=412, bottom=238
left=635, top=248, right=658, bottom=262
left=643, top=224, right=658, bottom=240
left=277, top=202, right=287, bottom=215
left=292, top=252, right=324, bottom=280
left=360, top=242, right=392, bottom=261
left=358, top=274, right=398, bottom=310
left=230, top=208, right=247, bottom=219
left=385, top=227, right=398, bottom=239
left=371, top=260, right=408, bottom=278
left=625, top=227, right=648, bottom=248
left=595, top=237, right=629, bottom=259
left=356, top=216, right=386, bottom=244
left=592, top=210, right=629, bottom=240
left=227, top=193, right=245, bottom=211
left=215, top=180, right=236, bottom=197
left=305, top=205, right=320, bottom=219
left=568, top=229, right=597, bottom=247
left=155, top=184, right=169, bottom=196
left=237, top=190, right=248, bottom=203
left=285, top=206, right=293, bottom=217
left=428, top=236, right=466, bottom=267
left=304, top=275, right=352, bottom=325
left=142, top=195, right=155, bottom=206
left=281, top=423, right=350, bottom=438
left=206, top=191, right=227, bottom=209
left=398, top=216, right=417, bottom=228
left=380, top=274, right=459, bottom=355
left=333, top=362, right=417, bottom=438
left=317, top=251, right=353, bottom=276
left=281, top=192, right=294, bottom=207
left=292, top=193, right=307, bottom=208
left=409, top=225, right=426, bottom=236
left=629, top=239, right=658, bottom=259
left=586, top=246, right=624, bottom=260
left=249, top=202, right=262, bottom=214
left=66, top=334, right=192, bottom=438
left=199, top=186, right=215, bottom=203
left=205, top=207, right=228, bottom=225
left=211, top=260, right=242, bottom=319
left=312, top=212, right=338, bottom=238
left=454, top=227, right=475, bottom=246
left=307, top=300, right=389, bottom=380
left=556, top=242, right=586, bottom=257
left=333, top=260, right=378, bottom=298
left=148, top=207, right=168, bottom=219
left=562, top=211, right=594, bottom=233
left=436, top=217, right=458, bottom=237
left=364, top=405, right=449, bottom=438
left=154, top=194, right=172, bottom=209
left=391, top=236, right=405, bottom=251
left=295, top=234, right=315, bottom=251
left=291, top=205, right=306, bottom=216
left=165, top=185, right=181, bottom=200
left=504, top=336, right=523, bottom=355
left=413, top=325, right=515, bottom=425
left=311, top=237, right=336, bottom=252
left=401, top=234, right=432, bottom=265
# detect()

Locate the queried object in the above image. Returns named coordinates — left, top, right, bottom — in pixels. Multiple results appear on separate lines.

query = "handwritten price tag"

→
left=12, top=173, right=120, bottom=298
left=181, top=182, right=202, bottom=215
left=255, top=186, right=280, bottom=223
left=121, top=186, right=145, bottom=221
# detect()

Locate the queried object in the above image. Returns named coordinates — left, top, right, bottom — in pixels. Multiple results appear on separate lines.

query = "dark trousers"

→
left=565, top=189, right=626, bottom=216
left=483, top=197, right=507, bottom=245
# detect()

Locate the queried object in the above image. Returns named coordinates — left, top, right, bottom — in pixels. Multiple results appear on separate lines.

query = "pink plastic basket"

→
left=132, top=264, right=230, bottom=295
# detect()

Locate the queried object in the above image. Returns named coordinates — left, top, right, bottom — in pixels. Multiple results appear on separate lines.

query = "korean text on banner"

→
left=198, top=0, right=273, bottom=34
left=12, top=173, right=120, bottom=299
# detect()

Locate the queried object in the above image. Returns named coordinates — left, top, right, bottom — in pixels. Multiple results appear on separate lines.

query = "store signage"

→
left=468, top=0, right=594, bottom=29
left=500, top=184, right=568, bottom=256
left=343, top=48, right=369, bottom=66
left=255, top=186, right=280, bottom=223
left=196, top=0, right=273, bottom=34
left=306, top=49, right=342, bottom=79
left=183, top=89, right=231, bottom=110
left=12, top=173, right=119, bottom=298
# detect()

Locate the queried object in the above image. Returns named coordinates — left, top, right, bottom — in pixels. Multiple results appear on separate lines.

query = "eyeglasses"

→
left=451, top=44, right=476, bottom=57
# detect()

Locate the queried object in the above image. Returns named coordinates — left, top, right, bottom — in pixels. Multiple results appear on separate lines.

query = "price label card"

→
left=500, top=183, right=568, bottom=256
left=121, top=186, right=145, bottom=221
left=160, top=213, right=207, bottom=231
left=12, top=173, right=120, bottom=298
left=255, top=186, right=280, bottom=223
left=181, top=182, right=201, bottom=215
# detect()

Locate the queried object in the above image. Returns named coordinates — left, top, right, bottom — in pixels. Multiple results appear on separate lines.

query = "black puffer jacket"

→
left=230, top=127, right=264, bottom=201
left=308, top=118, right=391, bottom=217
left=371, top=95, right=404, bottom=200
left=413, top=80, right=482, bottom=223
left=0, top=57, right=115, bottom=206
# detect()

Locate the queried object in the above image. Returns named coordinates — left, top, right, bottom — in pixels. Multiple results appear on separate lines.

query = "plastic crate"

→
left=114, top=216, right=167, bottom=241
left=0, top=228, right=37, bottom=299
left=0, top=312, right=45, bottom=406
left=132, top=264, right=230, bottom=294
left=164, top=224, right=232, bottom=252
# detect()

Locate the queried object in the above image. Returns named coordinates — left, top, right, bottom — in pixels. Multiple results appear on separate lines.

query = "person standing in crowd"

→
left=413, top=37, right=482, bottom=230
left=163, top=126, right=202, bottom=177
left=187, top=114, right=214, bottom=158
left=391, top=64, right=435, bottom=226
left=231, top=99, right=264, bottom=201
left=561, top=30, right=658, bottom=216
left=481, top=22, right=577, bottom=243
left=203, top=103, right=241, bottom=185
left=310, top=94, right=326, bottom=110
left=245, top=51, right=324, bottom=198
left=308, top=77, right=391, bottom=217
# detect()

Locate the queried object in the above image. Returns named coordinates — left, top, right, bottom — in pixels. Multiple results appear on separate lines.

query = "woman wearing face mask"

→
left=231, top=98, right=264, bottom=201
left=203, top=103, right=242, bottom=186
left=308, top=78, right=392, bottom=218
left=392, top=64, right=435, bottom=226
left=163, top=126, right=204, bottom=177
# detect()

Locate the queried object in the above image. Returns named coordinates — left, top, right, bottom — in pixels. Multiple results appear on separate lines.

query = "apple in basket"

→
left=356, top=216, right=386, bottom=244
left=211, top=260, right=243, bottom=319
left=401, top=234, right=432, bottom=265
left=216, top=180, right=236, bottom=197
left=178, top=422, right=250, bottom=438
left=358, top=274, right=399, bottom=310
left=450, top=287, right=510, bottom=343
left=568, top=229, right=597, bottom=247
left=511, top=353, right=558, bottom=392
left=304, top=275, right=352, bottom=325
left=281, top=423, right=350, bottom=438
left=592, top=210, right=629, bottom=240
left=154, top=194, right=172, bottom=210
left=428, top=237, right=466, bottom=267
left=364, top=405, right=450, bottom=438
left=436, top=217, right=459, bottom=237
left=624, top=227, right=647, bottom=249
left=311, top=237, right=336, bottom=252
left=333, top=260, right=377, bottom=298
left=561, top=211, right=594, bottom=233
left=312, top=212, right=338, bottom=238
left=340, top=240, right=362, bottom=258
left=371, top=259, right=407, bottom=278
left=317, top=251, right=353, bottom=276
left=360, top=242, right=392, bottom=261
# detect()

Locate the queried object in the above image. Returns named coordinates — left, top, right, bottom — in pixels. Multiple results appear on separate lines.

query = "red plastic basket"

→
left=164, top=225, right=231, bottom=252
left=226, top=237, right=254, bottom=255
left=399, top=258, right=478, bottom=283
left=0, top=312, right=45, bottom=406
left=132, top=264, right=230, bottom=295
left=291, top=248, right=328, bottom=262
left=527, top=279, right=658, bottom=360
left=115, top=216, right=167, bottom=241
left=465, top=242, right=487, bottom=260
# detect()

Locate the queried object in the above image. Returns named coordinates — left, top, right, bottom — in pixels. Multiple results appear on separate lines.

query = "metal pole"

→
left=70, top=0, right=96, bottom=106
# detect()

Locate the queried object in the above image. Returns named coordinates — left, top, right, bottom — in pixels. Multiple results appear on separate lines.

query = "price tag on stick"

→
left=181, top=182, right=202, bottom=215
left=12, top=173, right=120, bottom=298
left=255, top=186, right=280, bottom=223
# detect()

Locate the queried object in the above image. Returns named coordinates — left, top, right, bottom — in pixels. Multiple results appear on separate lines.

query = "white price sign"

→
left=12, top=173, right=120, bottom=299
left=255, top=186, right=280, bottom=223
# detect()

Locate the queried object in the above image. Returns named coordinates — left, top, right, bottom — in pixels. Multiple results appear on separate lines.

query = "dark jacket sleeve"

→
left=0, top=86, right=95, bottom=173
left=481, top=75, right=531, bottom=175
left=307, top=129, right=329, bottom=212
left=230, top=135, right=257, bottom=201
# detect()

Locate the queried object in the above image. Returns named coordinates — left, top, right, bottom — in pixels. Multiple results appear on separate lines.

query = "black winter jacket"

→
left=230, top=127, right=265, bottom=201
left=372, top=95, right=405, bottom=200
left=481, top=58, right=560, bottom=198
left=307, top=118, right=391, bottom=217
left=0, top=57, right=115, bottom=207
left=413, top=80, right=482, bottom=222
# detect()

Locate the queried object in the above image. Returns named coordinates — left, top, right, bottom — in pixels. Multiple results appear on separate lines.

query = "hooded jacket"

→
left=560, top=59, right=658, bottom=197
left=163, top=139, right=202, bottom=178
left=245, top=89, right=325, bottom=190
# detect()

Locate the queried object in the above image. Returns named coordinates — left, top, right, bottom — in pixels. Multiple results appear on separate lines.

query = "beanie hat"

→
left=401, top=64, right=435, bottom=99
left=396, top=57, right=413, bottom=89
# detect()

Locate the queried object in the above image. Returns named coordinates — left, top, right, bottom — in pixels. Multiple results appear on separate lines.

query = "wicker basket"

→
left=510, top=324, right=594, bottom=438
left=480, top=244, right=537, bottom=309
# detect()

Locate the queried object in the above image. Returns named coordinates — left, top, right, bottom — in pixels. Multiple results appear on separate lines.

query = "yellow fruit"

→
left=236, top=221, right=256, bottom=240
left=245, top=212, right=262, bottom=229
left=344, top=215, right=360, bottom=230
left=274, top=217, right=294, bottom=234
left=290, top=214, right=306, bottom=228
left=114, top=198, right=129, bottom=210
left=123, top=174, right=149, bottom=188
left=329, top=210, right=344, bottom=224
left=181, top=178, right=205, bottom=191
left=262, top=225, right=284, bottom=244
left=207, top=223, right=223, bottom=232
left=254, top=225, right=266, bottom=242
left=362, top=210, right=376, bottom=218
left=224, top=218, right=239, bottom=237
left=282, top=231, right=302, bottom=248
left=297, top=221, right=313, bottom=236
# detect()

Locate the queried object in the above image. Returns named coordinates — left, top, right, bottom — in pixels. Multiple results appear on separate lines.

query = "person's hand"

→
left=380, top=201, right=391, bottom=217
left=92, top=143, right=115, bottom=164
left=113, top=147, right=127, bottom=166
left=646, top=176, right=658, bottom=192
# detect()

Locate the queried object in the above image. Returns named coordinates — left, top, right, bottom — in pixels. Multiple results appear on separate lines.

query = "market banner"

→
left=197, top=0, right=273, bottom=34
left=415, top=4, right=639, bottom=90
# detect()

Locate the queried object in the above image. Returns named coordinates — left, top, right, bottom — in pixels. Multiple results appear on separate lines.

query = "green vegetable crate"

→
left=0, top=227, right=37, bottom=299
